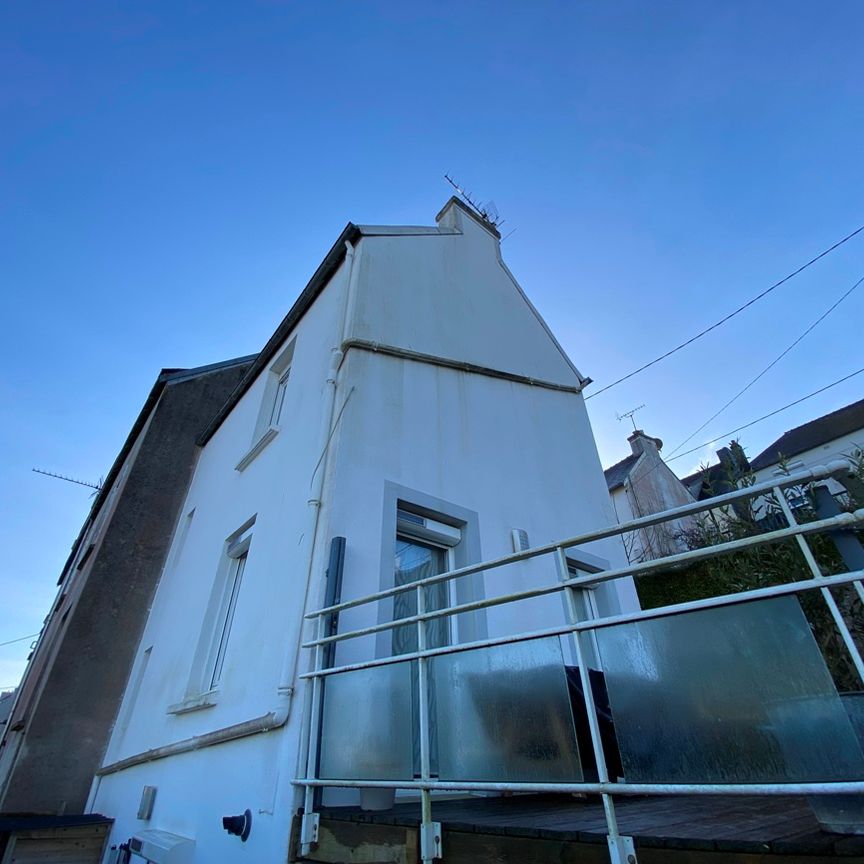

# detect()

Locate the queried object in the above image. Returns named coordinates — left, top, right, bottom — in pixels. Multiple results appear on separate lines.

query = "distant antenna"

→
left=33, top=468, right=102, bottom=492
left=443, top=174, right=505, bottom=227
left=616, top=404, right=645, bottom=432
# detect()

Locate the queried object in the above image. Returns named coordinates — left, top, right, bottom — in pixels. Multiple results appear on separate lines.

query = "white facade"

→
left=90, top=200, right=638, bottom=862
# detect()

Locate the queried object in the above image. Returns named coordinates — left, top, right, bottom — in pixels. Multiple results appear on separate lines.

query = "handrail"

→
left=305, top=460, right=852, bottom=620
left=302, top=510, right=863, bottom=651
left=298, top=567, right=864, bottom=680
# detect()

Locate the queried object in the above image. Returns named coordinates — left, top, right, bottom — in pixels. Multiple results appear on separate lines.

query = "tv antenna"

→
left=616, top=404, right=645, bottom=431
left=443, top=174, right=504, bottom=227
left=33, top=468, right=102, bottom=492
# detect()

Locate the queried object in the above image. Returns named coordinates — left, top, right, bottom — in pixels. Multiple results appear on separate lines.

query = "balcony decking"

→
left=295, top=793, right=864, bottom=863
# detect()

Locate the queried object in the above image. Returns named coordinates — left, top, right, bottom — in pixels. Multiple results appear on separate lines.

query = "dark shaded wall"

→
left=0, top=361, right=251, bottom=814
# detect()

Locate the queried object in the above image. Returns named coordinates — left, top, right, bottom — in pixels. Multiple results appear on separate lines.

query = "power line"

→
left=585, top=221, right=864, bottom=400
left=0, top=633, right=39, bottom=648
left=666, top=272, right=864, bottom=459
left=664, top=366, right=864, bottom=465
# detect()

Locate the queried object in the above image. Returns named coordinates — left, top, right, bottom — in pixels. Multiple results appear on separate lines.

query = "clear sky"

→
left=2, top=1, right=863, bottom=688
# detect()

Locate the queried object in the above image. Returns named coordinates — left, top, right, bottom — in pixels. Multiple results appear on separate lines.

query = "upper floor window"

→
left=269, top=367, right=291, bottom=427
left=236, top=338, right=296, bottom=471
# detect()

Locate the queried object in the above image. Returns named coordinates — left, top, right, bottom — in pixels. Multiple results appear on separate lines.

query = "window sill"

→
left=235, top=426, right=279, bottom=472
left=167, top=691, right=219, bottom=716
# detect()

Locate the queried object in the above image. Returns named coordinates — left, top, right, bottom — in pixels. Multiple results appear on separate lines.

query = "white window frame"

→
left=170, top=519, right=255, bottom=714
left=236, top=338, right=296, bottom=472
left=208, top=531, right=251, bottom=689
left=395, top=509, right=461, bottom=643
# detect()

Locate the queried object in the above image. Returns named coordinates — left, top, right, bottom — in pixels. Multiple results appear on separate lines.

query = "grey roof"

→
left=750, top=397, right=864, bottom=471
left=603, top=453, right=640, bottom=491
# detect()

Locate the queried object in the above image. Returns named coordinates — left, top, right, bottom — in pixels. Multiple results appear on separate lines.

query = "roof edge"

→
left=198, top=222, right=361, bottom=445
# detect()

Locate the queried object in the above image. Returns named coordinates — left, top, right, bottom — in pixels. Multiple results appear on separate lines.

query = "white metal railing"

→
left=294, top=461, right=864, bottom=864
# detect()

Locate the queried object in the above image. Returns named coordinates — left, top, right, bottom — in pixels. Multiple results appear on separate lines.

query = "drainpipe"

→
left=278, top=238, right=357, bottom=696
left=287, top=239, right=359, bottom=812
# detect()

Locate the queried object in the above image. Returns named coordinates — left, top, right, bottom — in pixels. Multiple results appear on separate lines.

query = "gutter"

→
left=96, top=712, right=283, bottom=776
left=342, top=339, right=587, bottom=394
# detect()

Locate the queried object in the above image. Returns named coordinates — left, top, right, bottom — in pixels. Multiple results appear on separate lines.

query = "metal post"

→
left=416, top=585, right=442, bottom=862
left=300, top=616, right=324, bottom=855
left=773, top=487, right=864, bottom=684
left=813, top=484, right=864, bottom=607
left=554, top=547, right=636, bottom=864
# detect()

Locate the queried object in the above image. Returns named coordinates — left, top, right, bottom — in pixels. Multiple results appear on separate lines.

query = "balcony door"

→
left=393, top=533, right=453, bottom=776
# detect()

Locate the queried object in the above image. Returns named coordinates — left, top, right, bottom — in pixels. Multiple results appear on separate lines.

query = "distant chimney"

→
left=716, top=442, right=750, bottom=479
left=628, top=430, right=663, bottom=456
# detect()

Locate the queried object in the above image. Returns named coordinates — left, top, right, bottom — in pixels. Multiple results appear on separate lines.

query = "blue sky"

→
left=2, top=1, right=863, bottom=687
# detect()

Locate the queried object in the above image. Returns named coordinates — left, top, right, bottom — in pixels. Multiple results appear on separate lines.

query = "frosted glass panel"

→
left=596, top=596, right=864, bottom=783
left=318, top=661, right=414, bottom=780
left=433, top=637, right=582, bottom=782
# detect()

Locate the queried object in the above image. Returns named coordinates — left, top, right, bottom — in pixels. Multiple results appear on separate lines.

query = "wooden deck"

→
left=293, top=793, right=864, bottom=863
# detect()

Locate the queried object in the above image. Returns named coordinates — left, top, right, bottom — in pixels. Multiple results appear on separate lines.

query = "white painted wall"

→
left=91, top=203, right=638, bottom=862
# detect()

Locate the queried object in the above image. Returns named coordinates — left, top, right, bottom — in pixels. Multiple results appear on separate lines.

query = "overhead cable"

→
left=585, top=222, right=864, bottom=399
left=664, top=366, right=864, bottom=464
left=666, top=273, right=864, bottom=458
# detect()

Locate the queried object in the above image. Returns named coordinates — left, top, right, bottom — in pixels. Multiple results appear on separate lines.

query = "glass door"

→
left=393, top=536, right=451, bottom=775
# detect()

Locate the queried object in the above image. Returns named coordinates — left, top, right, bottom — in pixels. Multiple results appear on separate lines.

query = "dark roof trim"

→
left=343, top=339, right=586, bottom=395
left=198, top=222, right=362, bottom=445
left=58, top=354, right=256, bottom=582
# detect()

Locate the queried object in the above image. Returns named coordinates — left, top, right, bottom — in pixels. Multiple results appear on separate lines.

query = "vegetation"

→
left=634, top=443, right=864, bottom=692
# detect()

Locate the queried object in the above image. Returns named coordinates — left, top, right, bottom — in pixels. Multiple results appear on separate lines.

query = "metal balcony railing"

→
left=294, top=461, right=864, bottom=864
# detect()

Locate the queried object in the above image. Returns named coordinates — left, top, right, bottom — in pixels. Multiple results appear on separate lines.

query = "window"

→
left=236, top=339, right=296, bottom=471
left=172, top=518, right=255, bottom=712
left=207, top=524, right=252, bottom=689
left=269, top=367, right=291, bottom=427
left=392, top=507, right=461, bottom=776
left=259, top=338, right=295, bottom=437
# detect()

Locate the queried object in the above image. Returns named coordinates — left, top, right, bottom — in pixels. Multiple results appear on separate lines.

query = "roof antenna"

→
left=444, top=174, right=504, bottom=228
left=616, top=404, right=645, bottom=432
left=33, top=468, right=102, bottom=492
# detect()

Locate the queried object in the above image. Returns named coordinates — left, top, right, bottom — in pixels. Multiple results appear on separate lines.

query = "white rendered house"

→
left=88, top=198, right=639, bottom=862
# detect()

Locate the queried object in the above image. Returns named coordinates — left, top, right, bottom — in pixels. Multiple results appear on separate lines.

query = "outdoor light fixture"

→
left=222, top=809, right=252, bottom=842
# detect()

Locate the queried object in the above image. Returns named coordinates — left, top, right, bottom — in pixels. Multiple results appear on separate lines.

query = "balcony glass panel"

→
left=433, top=637, right=582, bottom=782
left=317, top=660, right=414, bottom=781
left=596, top=596, right=864, bottom=783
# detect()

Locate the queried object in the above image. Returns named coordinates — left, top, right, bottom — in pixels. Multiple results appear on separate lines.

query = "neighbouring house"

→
left=680, top=400, right=864, bottom=516
left=86, top=198, right=639, bottom=862
left=604, top=430, right=697, bottom=561
left=0, top=355, right=255, bottom=829
left=748, top=397, right=864, bottom=498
